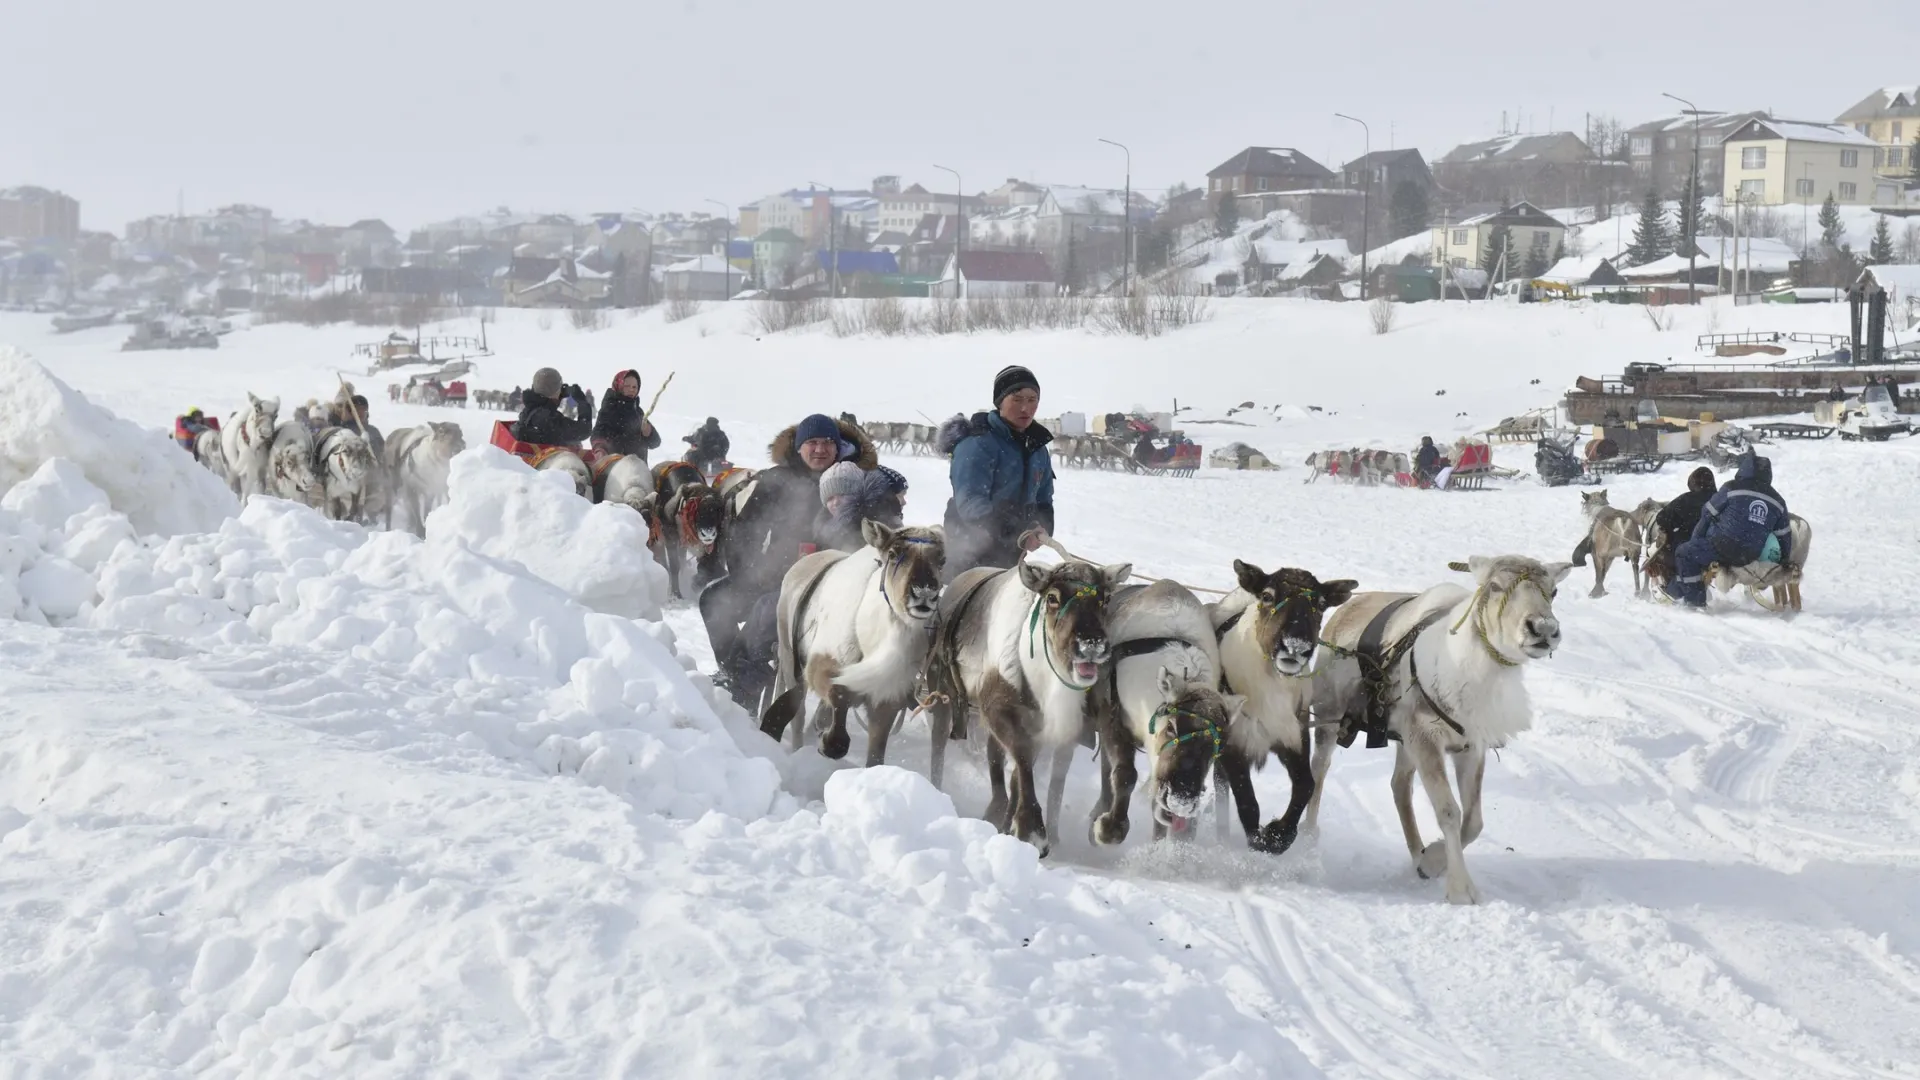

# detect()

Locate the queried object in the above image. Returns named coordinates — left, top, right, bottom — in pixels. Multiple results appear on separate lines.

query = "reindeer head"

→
left=1579, top=489, right=1611, bottom=519
left=1232, top=560, right=1357, bottom=677
left=327, top=434, right=374, bottom=485
left=1462, top=555, right=1572, bottom=661
left=864, top=521, right=944, bottom=622
left=1146, top=665, right=1241, bottom=826
left=241, top=393, right=279, bottom=447
left=1016, top=558, right=1130, bottom=689
left=270, top=425, right=316, bottom=495
left=678, top=484, right=725, bottom=550
left=428, top=422, right=466, bottom=458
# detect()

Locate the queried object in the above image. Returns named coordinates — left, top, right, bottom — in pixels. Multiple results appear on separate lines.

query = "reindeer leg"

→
left=979, top=708, right=1046, bottom=853
left=1390, top=741, right=1425, bottom=865
left=1412, top=740, right=1477, bottom=904
left=818, top=691, right=852, bottom=760
left=863, top=700, right=901, bottom=768
left=758, top=685, right=805, bottom=742
left=1454, top=746, right=1487, bottom=848
left=1302, top=719, right=1338, bottom=840
left=1089, top=736, right=1115, bottom=844
left=1091, top=729, right=1136, bottom=848
left=1590, top=553, right=1611, bottom=598
left=1256, top=725, right=1316, bottom=855
left=1218, top=747, right=1263, bottom=848
left=984, top=737, right=1010, bottom=830
left=1044, top=740, right=1075, bottom=852
left=926, top=699, right=950, bottom=791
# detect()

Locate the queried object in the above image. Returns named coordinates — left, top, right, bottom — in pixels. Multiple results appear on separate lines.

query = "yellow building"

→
left=1720, top=118, right=1880, bottom=205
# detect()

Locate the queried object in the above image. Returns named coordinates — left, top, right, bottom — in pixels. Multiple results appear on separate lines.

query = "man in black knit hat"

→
left=941, top=364, right=1055, bottom=578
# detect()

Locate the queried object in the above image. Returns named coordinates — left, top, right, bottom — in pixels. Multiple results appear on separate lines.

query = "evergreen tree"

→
left=1818, top=193, right=1845, bottom=250
left=1388, top=181, right=1430, bottom=241
left=1673, top=171, right=1708, bottom=254
left=1628, top=189, right=1670, bottom=266
left=1870, top=213, right=1896, bottom=264
left=1214, top=192, right=1240, bottom=239
left=1480, top=222, right=1515, bottom=274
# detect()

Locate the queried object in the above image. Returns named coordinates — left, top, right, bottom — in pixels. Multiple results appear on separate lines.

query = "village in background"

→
left=6, top=86, right=1920, bottom=344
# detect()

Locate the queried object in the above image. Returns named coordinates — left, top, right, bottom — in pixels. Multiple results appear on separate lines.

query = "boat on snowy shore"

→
left=50, top=307, right=120, bottom=333
left=120, top=317, right=220, bottom=351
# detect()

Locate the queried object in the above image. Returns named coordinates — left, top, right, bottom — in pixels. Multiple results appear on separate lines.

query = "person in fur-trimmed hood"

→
left=941, top=365, right=1054, bottom=580
left=699, top=413, right=877, bottom=706
left=591, top=369, right=661, bottom=460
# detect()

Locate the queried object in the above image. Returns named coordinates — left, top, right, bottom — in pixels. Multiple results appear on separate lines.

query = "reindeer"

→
left=1211, top=561, right=1356, bottom=855
left=651, top=461, right=725, bottom=601
left=313, top=427, right=377, bottom=521
left=925, top=558, right=1129, bottom=853
left=1085, top=579, right=1241, bottom=848
left=265, top=421, right=319, bottom=506
left=1579, top=489, right=1645, bottom=597
left=192, top=427, right=230, bottom=489
left=221, top=393, right=279, bottom=500
left=1311, top=556, right=1570, bottom=904
left=533, top=449, right=592, bottom=498
left=385, top=422, right=464, bottom=534
left=759, top=522, right=945, bottom=765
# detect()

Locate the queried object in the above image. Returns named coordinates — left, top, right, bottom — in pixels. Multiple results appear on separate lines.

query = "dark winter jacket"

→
left=1414, top=441, right=1441, bottom=474
left=1692, top=454, right=1790, bottom=564
left=685, top=421, right=731, bottom=465
left=591, top=371, right=661, bottom=459
left=943, top=410, right=1055, bottom=575
left=720, top=418, right=877, bottom=590
left=514, top=387, right=594, bottom=447
left=816, top=467, right=907, bottom=552
left=1653, top=468, right=1717, bottom=552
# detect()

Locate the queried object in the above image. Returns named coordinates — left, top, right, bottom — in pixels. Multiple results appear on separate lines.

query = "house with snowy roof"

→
left=1720, top=118, right=1880, bottom=204
left=1434, top=132, right=1601, bottom=208
left=1835, top=85, right=1920, bottom=177
left=1244, top=237, right=1353, bottom=286
left=1206, top=147, right=1334, bottom=197
left=931, top=250, right=1054, bottom=299
left=1430, top=202, right=1566, bottom=273
left=1626, top=111, right=1769, bottom=196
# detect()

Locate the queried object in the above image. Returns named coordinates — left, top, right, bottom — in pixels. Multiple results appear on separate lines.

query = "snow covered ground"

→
left=4, top=299, right=1919, bottom=1078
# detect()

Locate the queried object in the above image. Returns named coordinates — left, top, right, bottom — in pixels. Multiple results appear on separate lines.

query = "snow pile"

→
left=428, top=446, right=667, bottom=621
left=0, top=460, right=140, bottom=622
left=0, top=346, right=235, bottom=535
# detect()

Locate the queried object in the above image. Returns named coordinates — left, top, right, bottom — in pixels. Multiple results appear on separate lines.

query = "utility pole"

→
left=1335, top=113, right=1372, bottom=300
left=1097, top=138, right=1131, bottom=293
left=704, top=198, right=733, bottom=300
left=1661, top=92, right=1702, bottom=305
left=934, top=163, right=964, bottom=298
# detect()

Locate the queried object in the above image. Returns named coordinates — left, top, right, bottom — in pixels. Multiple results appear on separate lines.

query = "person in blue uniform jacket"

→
left=1667, top=452, right=1790, bottom=607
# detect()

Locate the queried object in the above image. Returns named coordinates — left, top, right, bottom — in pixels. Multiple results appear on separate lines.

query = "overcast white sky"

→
left=7, top=0, right=1914, bottom=233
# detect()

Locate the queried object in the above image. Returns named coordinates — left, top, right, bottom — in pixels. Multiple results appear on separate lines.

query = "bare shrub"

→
left=925, top=297, right=966, bottom=335
left=664, top=297, right=702, bottom=324
left=1369, top=296, right=1395, bottom=335
left=537, top=311, right=555, bottom=332
left=867, top=296, right=910, bottom=336
left=569, top=305, right=611, bottom=331
left=1642, top=302, right=1675, bottom=331
left=828, top=301, right=865, bottom=338
left=748, top=298, right=826, bottom=334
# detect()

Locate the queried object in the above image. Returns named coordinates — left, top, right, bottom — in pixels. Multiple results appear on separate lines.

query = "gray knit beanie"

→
left=818, top=461, right=866, bottom=504
left=532, top=367, right=563, bottom=398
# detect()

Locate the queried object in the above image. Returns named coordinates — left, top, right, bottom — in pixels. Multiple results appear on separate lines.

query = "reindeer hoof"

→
left=817, top=727, right=851, bottom=760
left=1445, top=882, right=1482, bottom=905
left=1091, top=813, right=1129, bottom=847
left=1415, top=842, right=1449, bottom=881
left=1588, top=586, right=1606, bottom=599
left=1252, top=820, right=1298, bottom=855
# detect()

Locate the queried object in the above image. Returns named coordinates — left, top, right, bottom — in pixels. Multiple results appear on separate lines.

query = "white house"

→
left=1720, top=118, right=1880, bottom=205
left=662, top=253, right=746, bottom=301
left=931, top=250, right=1054, bottom=299
left=1430, top=201, right=1567, bottom=271
left=878, top=183, right=968, bottom=234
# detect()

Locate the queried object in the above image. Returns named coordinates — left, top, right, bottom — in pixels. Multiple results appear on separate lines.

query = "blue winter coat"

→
left=1693, top=454, right=1791, bottom=564
left=943, top=411, right=1055, bottom=572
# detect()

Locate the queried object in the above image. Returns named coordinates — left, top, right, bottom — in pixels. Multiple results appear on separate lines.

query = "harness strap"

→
left=929, top=570, right=1000, bottom=740
left=1346, top=598, right=1414, bottom=748
left=1406, top=645, right=1469, bottom=738
left=785, top=554, right=838, bottom=682
left=1104, top=635, right=1191, bottom=748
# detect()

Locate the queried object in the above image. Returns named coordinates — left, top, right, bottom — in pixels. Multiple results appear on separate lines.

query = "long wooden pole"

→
left=643, top=371, right=675, bottom=418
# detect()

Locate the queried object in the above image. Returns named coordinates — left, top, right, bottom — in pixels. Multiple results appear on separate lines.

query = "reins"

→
left=1026, top=581, right=1102, bottom=691
left=1443, top=561, right=1550, bottom=669
left=1148, top=703, right=1224, bottom=761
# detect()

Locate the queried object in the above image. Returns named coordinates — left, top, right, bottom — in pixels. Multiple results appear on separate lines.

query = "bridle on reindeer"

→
left=1147, top=702, right=1224, bottom=762
left=875, top=534, right=939, bottom=615
left=1215, top=583, right=1339, bottom=684
left=1444, top=561, right=1553, bottom=668
left=1025, top=578, right=1103, bottom=690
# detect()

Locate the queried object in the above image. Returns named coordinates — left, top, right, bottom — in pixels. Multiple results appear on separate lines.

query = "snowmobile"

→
left=1819, top=385, right=1913, bottom=442
left=1534, top=434, right=1592, bottom=486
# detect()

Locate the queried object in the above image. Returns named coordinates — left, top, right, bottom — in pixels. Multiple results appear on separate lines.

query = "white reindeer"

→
left=534, top=449, right=591, bottom=498
left=385, top=422, right=465, bottom=534
left=193, top=427, right=230, bottom=489
left=596, top=455, right=654, bottom=514
left=265, top=421, right=319, bottom=505
left=1311, top=555, right=1570, bottom=904
left=221, top=393, right=279, bottom=500
left=314, top=427, right=377, bottom=522
left=758, top=522, right=946, bottom=767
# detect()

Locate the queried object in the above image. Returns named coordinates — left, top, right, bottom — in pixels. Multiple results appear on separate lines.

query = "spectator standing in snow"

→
left=591, top=369, right=661, bottom=460
left=515, top=367, right=595, bottom=447
left=941, top=365, right=1055, bottom=579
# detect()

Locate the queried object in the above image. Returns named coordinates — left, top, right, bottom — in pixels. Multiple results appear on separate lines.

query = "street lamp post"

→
left=933, top=163, right=964, bottom=298
left=1335, top=113, right=1371, bottom=300
left=1661, top=92, right=1702, bottom=305
left=1097, top=138, right=1131, bottom=294
left=808, top=180, right=838, bottom=298
left=704, top=198, right=733, bottom=300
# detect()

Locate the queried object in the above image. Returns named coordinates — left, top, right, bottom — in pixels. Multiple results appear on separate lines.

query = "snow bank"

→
left=0, top=346, right=235, bottom=535
left=0, top=460, right=140, bottom=623
left=427, top=446, right=667, bottom=621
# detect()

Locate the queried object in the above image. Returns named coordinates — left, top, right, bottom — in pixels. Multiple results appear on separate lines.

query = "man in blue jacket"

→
left=943, top=365, right=1055, bottom=578
left=1667, top=452, right=1790, bottom=607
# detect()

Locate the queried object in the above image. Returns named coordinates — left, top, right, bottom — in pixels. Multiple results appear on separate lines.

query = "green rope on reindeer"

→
left=1027, top=582, right=1102, bottom=691
left=1148, top=704, right=1224, bottom=761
